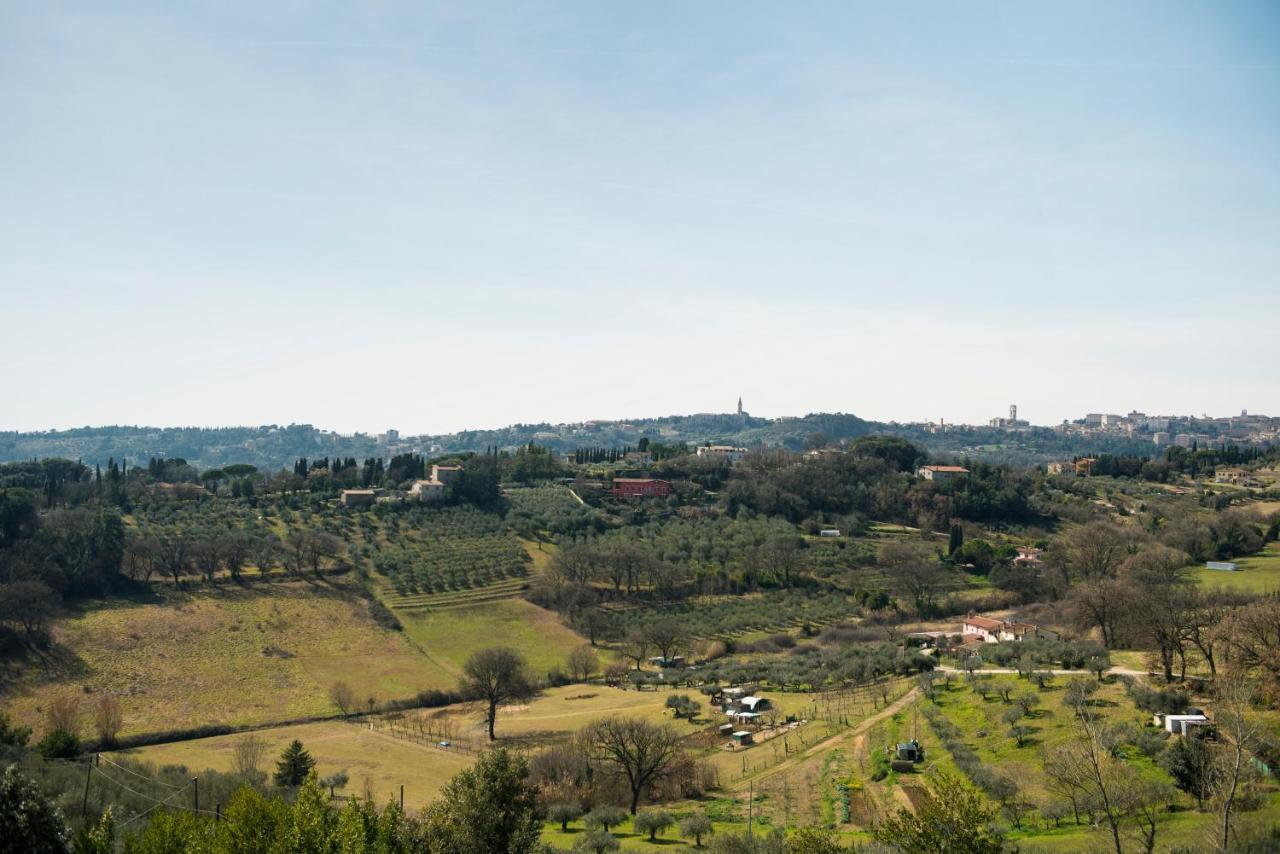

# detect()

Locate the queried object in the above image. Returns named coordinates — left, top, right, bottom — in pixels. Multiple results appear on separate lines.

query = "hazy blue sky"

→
left=2, top=2, right=1277, bottom=434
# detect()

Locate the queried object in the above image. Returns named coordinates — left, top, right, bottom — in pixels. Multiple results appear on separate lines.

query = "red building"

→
left=611, top=478, right=672, bottom=498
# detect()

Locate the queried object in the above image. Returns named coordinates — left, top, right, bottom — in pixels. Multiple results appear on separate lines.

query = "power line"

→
left=90, top=766, right=177, bottom=805
left=115, top=783, right=194, bottom=829
left=97, top=755, right=184, bottom=790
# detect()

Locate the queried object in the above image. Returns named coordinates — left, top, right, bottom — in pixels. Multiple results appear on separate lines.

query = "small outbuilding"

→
left=1164, top=714, right=1210, bottom=735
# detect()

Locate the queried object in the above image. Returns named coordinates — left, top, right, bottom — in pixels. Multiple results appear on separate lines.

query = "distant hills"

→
left=0, top=413, right=1169, bottom=471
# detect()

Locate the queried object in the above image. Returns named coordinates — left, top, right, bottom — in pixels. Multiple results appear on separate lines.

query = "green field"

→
left=396, top=598, right=592, bottom=682
left=1193, top=542, right=1280, bottom=594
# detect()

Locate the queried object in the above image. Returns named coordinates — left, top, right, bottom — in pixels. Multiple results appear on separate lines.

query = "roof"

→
left=341, top=489, right=376, bottom=496
left=740, top=696, right=762, bottom=705
left=963, top=615, right=1003, bottom=631
left=732, top=731, right=752, bottom=737
left=922, top=465, right=970, bottom=473
left=613, top=478, right=670, bottom=484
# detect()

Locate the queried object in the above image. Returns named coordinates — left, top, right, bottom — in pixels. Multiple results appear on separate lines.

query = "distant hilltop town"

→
left=919, top=405, right=1279, bottom=448
left=2, top=400, right=1275, bottom=471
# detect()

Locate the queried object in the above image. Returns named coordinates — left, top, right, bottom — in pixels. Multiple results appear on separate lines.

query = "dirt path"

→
left=730, top=688, right=919, bottom=792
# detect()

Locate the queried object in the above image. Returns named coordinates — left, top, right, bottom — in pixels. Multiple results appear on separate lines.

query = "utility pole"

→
left=747, top=780, right=753, bottom=839
left=81, top=759, right=93, bottom=817
left=400, top=784, right=404, bottom=810
left=193, top=777, right=199, bottom=814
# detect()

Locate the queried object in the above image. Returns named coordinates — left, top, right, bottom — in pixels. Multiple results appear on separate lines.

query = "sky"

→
left=2, top=2, right=1277, bottom=434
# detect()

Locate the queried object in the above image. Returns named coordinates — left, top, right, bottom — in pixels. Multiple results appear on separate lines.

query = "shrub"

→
left=0, top=714, right=31, bottom=748
left=36, top=730, right=80, bottom=760
left=0, top=764, right=68, bottom=851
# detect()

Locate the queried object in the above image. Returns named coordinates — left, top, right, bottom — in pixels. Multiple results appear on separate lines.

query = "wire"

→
left=92, top=767, right=222, bottom=828
left=97, top=755, right=185, bottom=790
left=116, top=783, right=193, bottom=828
left=90, top=766, right=177, bottom=805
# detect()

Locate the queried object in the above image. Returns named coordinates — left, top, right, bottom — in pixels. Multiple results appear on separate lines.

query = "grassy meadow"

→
left=396, top=599, right=592, bottom=682
left=1192, top=541, right=1280, bottom=594
left=1, top=579, right=445, bottom=738
left=116, top=684, right=708, bottom=810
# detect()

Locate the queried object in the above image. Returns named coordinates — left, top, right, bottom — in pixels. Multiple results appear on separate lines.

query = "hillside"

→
left=0, top=579, right=447, bottom=738
left=0, top=411, right=1174, bottom=470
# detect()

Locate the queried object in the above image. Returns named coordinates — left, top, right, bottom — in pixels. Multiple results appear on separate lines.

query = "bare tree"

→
left=892, top=560, right=950, bottom=618
left=1047, top=521, right=1146, bottom=587
left=222, top=531, right=254, bottom=582
left=232, top=734, right=268, bottom=779
left=583, top=716, right=684, bottom=814
left=642, top=620, right=687, bottom=665
left=1068, top=577, right=1130, bottom=649
left=1133, top=583, right=1195, bottom=682
left=330, top=681, right=356, bottom=716
left=620, top=630, right=651, bottom=672
left=192, top=536, right=225, bottom=584
left=753, top=536, right=806, bottom=588
left=0, top=580, right=60, bottom=642
left=283, top=529, right=309, bottom=576
left=46, top=692, right=81, bottom=738
left=1042, top=742, right=1093, bottom=826
left=303, top=531, right=342, bottom=576
left=568, top=645, right=599, bottom=681
left=462, top=647, right=533, bottom=740
left=1113, top=776, right=1175, bottom=854
left=122, top=534, right=159, bottom=583
left=1216, top=599, right=1280, bottom=702
left=91, top=694, right=123, bottom=746
left=251, top=533, right=281, bottom=576
left=1213, top=668, right=1263, bottom=850
left=155, top=534, right=192, bottom=586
